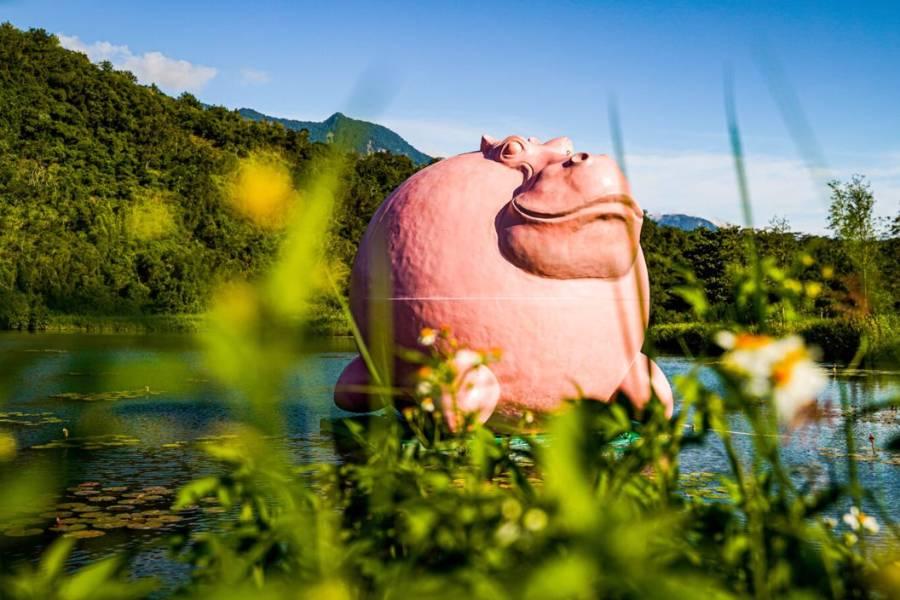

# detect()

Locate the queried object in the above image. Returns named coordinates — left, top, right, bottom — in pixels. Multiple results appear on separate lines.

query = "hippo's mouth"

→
left=511, top=194, right=643, bottom=223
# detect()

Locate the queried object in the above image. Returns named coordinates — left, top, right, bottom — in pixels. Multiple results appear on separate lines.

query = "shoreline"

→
left=3, top=314, right=896, bottom=366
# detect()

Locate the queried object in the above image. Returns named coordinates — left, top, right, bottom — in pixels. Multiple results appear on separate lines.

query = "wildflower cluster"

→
left=408, top=326, right=502, bottom=432
left=716, top=331, right=828, bottom=425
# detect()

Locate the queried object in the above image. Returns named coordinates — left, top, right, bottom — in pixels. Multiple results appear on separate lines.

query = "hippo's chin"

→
left=497, top=197, right=642, bottom=280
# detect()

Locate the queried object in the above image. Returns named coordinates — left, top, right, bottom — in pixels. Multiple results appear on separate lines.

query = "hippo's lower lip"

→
left=511, top=194, right=642, bottom=223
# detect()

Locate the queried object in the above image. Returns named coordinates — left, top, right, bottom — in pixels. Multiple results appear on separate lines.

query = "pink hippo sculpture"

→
left=334, top=134, right=673, bottom=425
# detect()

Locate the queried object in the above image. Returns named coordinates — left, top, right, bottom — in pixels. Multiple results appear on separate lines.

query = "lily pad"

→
left=41, top=511, right=73, bottom=519
left=0, top=411, right=64, bottom=427
left=57, top=503, right=89, bottom=510
left=93, top=496, right=118, bottom=503
left=155, top=515, right=184, bottom=523
left=72, top=505, right=102, bottom=513
left=108, top=505, right=135, bottom=513
left=94, top=520, right=129, bottom=529
left=64, top=529, right=105, bottom=539
left=103, top=486, right=128, bottom=492
left=50, top=523, right=86, bottom=533
left=127, top=521, right=164, bottom=530
left=3, top=527, right=44, bottom=537
left=32, top=434, right=140, bottom=451
left=50, top=389, right=161, bottom=403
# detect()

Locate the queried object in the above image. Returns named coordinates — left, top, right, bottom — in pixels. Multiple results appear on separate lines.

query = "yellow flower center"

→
left=734, top=334, right=773, bottom=349
left=772, top=348, right=806, bottom=387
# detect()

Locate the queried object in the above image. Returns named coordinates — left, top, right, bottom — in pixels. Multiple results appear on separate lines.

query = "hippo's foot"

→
left=334, top=355, right=388, bottom=412
left=614, top=353, right=673, bottom=417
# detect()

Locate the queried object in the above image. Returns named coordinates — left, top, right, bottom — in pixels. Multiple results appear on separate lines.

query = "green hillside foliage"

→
left=238, top=108, right=433, bottom=165
left=641, top=217, right=899, bottom=324
left=0, top=24, right=418, bottom=328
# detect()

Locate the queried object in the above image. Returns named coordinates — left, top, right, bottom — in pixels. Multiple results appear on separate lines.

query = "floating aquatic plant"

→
left=63, top=529, right=106, bottom=539
left=31, top=433, right=140, bottom=450
left=0, top=411, right=64, bottom=427
left=50, top=389, right=162, bottom=402
left=2, top=527, right=43, bottom=537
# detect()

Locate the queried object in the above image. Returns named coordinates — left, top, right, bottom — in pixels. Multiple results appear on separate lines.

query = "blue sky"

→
left=3, top=0, right=899, bottom=232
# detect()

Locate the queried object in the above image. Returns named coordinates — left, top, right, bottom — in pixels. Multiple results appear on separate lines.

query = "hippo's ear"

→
left=480, top=135, right=498, bottom=156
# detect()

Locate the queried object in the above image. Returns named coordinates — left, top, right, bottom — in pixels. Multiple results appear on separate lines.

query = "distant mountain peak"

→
left=238, top=109, right=431, bottom=165
left=649, top=213, right=720, bottom=232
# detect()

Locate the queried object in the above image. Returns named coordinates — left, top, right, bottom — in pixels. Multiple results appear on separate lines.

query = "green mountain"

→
left=0, top=23, right=418, bottom=328
left=238, top=109, right=432, bottom=165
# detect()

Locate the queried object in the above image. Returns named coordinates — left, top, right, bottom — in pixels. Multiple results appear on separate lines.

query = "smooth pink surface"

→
left=334, top=135, right=673, bottom=422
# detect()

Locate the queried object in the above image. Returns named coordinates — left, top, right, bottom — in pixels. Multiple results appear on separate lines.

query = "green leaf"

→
left=58, top=557, right=120, bottom=600
left=174, top=476, right=220, bottom=509
left=38, top=538, right=75, bottom=583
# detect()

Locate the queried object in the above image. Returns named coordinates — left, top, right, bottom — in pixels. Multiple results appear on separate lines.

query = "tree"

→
left=826, top=175, right=882, bottom=315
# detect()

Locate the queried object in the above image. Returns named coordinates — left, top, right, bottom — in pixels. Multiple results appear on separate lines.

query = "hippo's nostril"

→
left=569, top=152, right=590, bottom=165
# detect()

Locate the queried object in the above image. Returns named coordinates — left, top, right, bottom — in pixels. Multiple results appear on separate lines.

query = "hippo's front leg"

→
left=334, top=355, right=387, bottom=412
left=613, top=353, right=673, bottom=417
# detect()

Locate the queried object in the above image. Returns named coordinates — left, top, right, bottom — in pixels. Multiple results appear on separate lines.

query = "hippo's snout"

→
left=496, top=151, right=643, bottom=281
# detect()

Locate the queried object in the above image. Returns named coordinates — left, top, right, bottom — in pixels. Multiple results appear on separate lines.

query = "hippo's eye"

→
left=501, top=139, right=526, bottom=159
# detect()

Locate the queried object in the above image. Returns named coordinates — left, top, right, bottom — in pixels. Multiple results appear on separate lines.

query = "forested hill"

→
left=239, top=109, right=433, bottom=165
left=0, top=23, right=420, bottom=328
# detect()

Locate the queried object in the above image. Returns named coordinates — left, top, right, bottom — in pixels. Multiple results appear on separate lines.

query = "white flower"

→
left=771, top=347, right=827, bottom=425
left=415, top=380, right=433, bottom=398
left=842, top=506, right=879, bottom=534
left=420, top=397, right=435, bottom=413
left=717, top=332, right=827, bottom=424
left=452, top=349, right=483, bottom=371
left=822, top=517, right=838, bottom=529
left=417, top=327, right=437, bottom=347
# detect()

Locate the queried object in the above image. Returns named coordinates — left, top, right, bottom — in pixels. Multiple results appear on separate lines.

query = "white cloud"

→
left=628, top=152, right=900, bottom=234
left=240, top=68, right=270, bottom=86
left=58, top=33, right=217, bottom=93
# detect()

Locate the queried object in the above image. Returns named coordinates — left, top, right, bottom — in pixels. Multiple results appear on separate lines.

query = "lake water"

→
left=0, top=332, right=897, bottom=590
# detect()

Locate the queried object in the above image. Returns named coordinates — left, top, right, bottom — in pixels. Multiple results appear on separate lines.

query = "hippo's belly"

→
left=389, top=286, right=646, bottom=417
left=357, top=239, right=649, bottom=417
